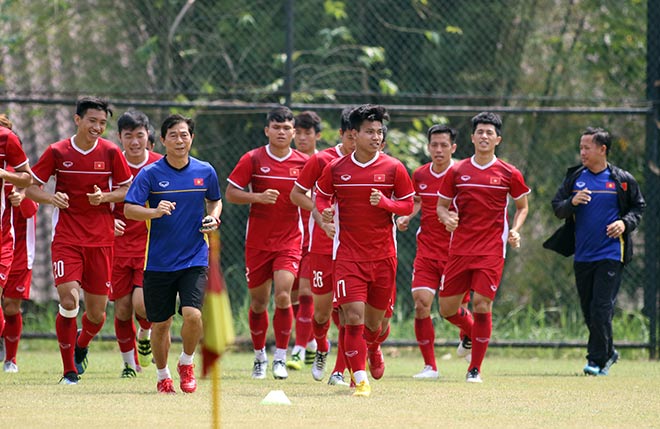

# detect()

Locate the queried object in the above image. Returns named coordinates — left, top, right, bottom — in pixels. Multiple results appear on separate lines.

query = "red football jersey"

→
left=113, top=150, right=162, bottom=257
left=438, top=156, right=530, bottom=257
left=227, top=145, right=308, bottom=251
left=0, top=128, right=29, bottom=233
left=315, top=151, right=415, bottom=262
left=294, top=145, right=345, bottom=255
left=31, top=137, right=133, bottom=247
left=9, top=195, right=38, bottom=272
left=412, top=162, right=453, bottom=262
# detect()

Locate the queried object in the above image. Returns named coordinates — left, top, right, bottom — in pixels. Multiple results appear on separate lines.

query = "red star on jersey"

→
left=194, top=178, right=204, bottom=186
left=94, top=161, right=105, bottom=170
left=374, top=173, right=385, bottom=182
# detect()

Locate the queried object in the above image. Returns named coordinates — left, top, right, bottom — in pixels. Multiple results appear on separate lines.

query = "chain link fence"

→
left=0, top=1, right=656, bottom=349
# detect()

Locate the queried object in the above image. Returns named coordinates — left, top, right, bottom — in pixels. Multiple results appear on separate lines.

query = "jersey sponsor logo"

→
left=490, top=284, right=497, bottom=292
left=340, top=174, right=351, bottom=181
left=374, top=173, right=385, bottom=182
left=194, top=178, right=204, bottom=186
left=63, top=161, right=74, bottom=168
left=16, top=286, right=25, bottom=293
left=0, top=273, right=5, bottom=280
left=345, top=350, right=358, bottom=358
left=489, top=177, right=501, bottom=185
left=460, top=175, right=471, bottom=182
left=289, top=168, right=299, bottom=177
left=260, top=167, right=271, bottom=173
left=94, top=161, right=105, bottom=170
left=292, top=262, right=299, bottom=270
left=576, top=181, right=586, bottom=188
left=158, top=181, right=170, bottom=188
left=419, top=183, right=428, bottom=190
left=105, top=281, right=111, bottom=288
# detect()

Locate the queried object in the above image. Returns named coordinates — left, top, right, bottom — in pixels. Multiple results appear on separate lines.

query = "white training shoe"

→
left=413, top=365, right=439, bottom=379
left=466, top=368, right=482, bottom=383
left=251, top=359, right=268, bottom=379
left=328, top=371, right=350, bottom=386
left=272, top=360, right=288, bottom=379
left=457, top=336, right=472, bottom=363
left=3, top=360, right=18, bottom=373
left=311, top=351, right=328, bottom=381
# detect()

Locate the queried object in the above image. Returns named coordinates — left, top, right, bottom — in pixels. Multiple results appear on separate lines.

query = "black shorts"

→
left=143, top=266, right=208, bottom=323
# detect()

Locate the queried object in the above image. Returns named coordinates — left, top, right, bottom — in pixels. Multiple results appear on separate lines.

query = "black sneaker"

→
left=599, top=350, right=619, bottom=375
left=59, top=371, right=79, bottom=385
left=74, top=329, right=89, bottom=375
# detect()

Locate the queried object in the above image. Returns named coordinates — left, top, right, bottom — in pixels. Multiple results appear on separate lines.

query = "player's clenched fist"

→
left=258, top=189, right=279, bottom=204
left=87, top=184, right=104, bottom=206
left=155, top=200, right=176, bottom=217
left=51, top=191, right=70, bottom=209
left=508, top=230, right=521, bottom=248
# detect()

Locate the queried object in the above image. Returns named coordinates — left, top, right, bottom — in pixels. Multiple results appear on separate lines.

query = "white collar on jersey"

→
left=470, top=155, right=497, bottom=170
left=351, top=150, right=380, bottom=168
left=266, top=144, right=292, bottom=161
left=70, top=136, right=98, bottom=155
left=429, top=159, right=454, bottom=178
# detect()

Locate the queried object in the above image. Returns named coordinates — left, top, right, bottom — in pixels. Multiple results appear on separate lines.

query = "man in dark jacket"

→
left=550, top=127, right=645, bottom=376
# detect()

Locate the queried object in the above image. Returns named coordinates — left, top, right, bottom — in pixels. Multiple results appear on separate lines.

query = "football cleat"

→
left=456, top=335, right=472, bottom=363
left=466, top=367, right=483, bottom=383
left=59, top=371, right=79, bottom=385
left=599, top=350, right=619, bottom=376
left=413, top=365, right=439, bottom=379
left=583, top=361, right=601, bottom=376
left=251, top=359, right=268, bottom=379
left=121, top=363, right=137, bottom=378
left=74, top=329, right=89, bottom=375
left=367, top=346, right=385, bottom=380
left=157, top=378, right=176, bottom=394
left=137, top=338, right=153, bottom=368
left=311, top=351, right=328, bottom=381
left=286, top=351, right=304, bottom=371
left=177, top=363, right=197, bottom=393
left=328, top=371, right=350, bottom=386
left=352, top=380, right=371, bottom=397
left=272, top=360, right=288, bottom=380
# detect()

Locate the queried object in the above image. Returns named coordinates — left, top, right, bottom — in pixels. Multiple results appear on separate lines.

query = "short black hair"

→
left=582, top=126, right=612, bottom=154
left=160, top=114, right=195, bottom=138
left=295, top=110, right=322, bottom=133
left=471, top=111, right=502, bottom=136
left=340, top=107, right=353, bottom=132
left=348, top=104, right=389, bottom=130
left=427, top=124, right=457, bottom=144
left=76, top=96, right=112, bottom=118
left=117, top=110, right=150, bottom=134
left=267, top=106, right=295, bottom=124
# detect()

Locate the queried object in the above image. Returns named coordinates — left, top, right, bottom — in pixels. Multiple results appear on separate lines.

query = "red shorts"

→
left=3, top=268, right=32, bottom=300
left=51, top=242, right=113, bottom=295
left=245, top=247, right=301, bottom=289
left=0, top=263, right=10, bottom=288
left=412, top=256, right=469, bottom=303
left=292, top=250, right=312, bottom=292
left=0, top=240, right=13, bottom=287
left=110, top=256, right=144, bottom=300
left=310, top=253, right=333, bottom=296
left=385, top=285, right=396, bottom=318
left=333, top=257, right=397, bottom=311
left=440, top=255, right=504, bottom=301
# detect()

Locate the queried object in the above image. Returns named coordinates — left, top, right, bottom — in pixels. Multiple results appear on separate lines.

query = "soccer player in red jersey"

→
left=2, top=186, right=37, bottom=373
left=287, top=110, right=322, bottom=370
left=396, top=124, right=473, bottom=379
left=225, top=106, right=309, bottom=380
left=437, top=111, right=530, bottom=383
left=26, top=97, right=133, bottom=385
left=315, top=104, right=415, bottom=397
left=111, top=110, right=162, bottom=378
left=290, top=108, right=355, bottom=384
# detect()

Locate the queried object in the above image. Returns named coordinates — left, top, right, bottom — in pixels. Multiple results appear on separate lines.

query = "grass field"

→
left=1, top=340, right=658, bottom=429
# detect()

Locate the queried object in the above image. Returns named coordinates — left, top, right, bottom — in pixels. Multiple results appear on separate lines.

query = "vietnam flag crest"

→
left=374, top=173, right=385, bottom=182
left=94, top=161, right=105, bottom=170
left=194, top=178, right=204, bottom=186
left=202, top=230, right=235, bottom=376
left=606, top=182, right=616, bottom=189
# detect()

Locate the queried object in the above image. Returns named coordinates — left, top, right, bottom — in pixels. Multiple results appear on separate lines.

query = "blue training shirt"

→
left=125, top=156, right=222, bottom=271
left=573, top=167, right=623, bottom=263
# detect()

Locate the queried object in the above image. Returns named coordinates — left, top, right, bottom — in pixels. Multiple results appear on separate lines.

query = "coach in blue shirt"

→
left=550, top=127, right=644, bottom=376
left=125, top=114, right=222, bottom=394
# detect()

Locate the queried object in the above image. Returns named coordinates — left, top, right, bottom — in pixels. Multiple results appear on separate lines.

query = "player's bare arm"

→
left=225, top=183, right=279, bottom=205
left=25, top=181, right=69, bottom=209
left=396, top=196, right=421, bottom=231
left=88, top=182, right=131, bottom=206
left=290, top=184, right=314, bottom=211
left=124, top=200, right=176, bottom=221
left=0, top=163, right=32, bottom=188
left=508, top=195, right=529, bottom=248
left=437, top=197, right=458, bottom=232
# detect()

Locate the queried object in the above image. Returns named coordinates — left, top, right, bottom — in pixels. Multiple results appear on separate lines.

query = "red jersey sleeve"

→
left=5, top=133, right=28, bottom=168
left=31, top=146, right=56, bottom=184
left=295, top=155, right=322, bottom=191
left=111, top=147, right=133, bottom=185
left=227, top=152, right=254, bottom=189
left=509, top=167, right=530, bottom=199
left=437, top=164, right=456, bottom=200
left=19, top=197, right=38, bottom=219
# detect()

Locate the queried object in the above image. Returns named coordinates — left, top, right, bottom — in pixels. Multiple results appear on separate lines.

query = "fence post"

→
left=645, top=0, right=660, bottom=360
left=283, top=0, right=294, bottom=107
